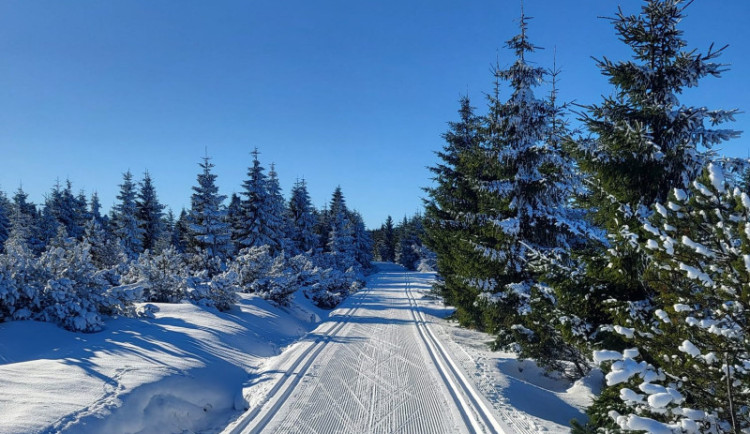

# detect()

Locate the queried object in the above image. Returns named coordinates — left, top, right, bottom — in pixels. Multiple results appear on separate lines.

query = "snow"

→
left=614, top=325, right=635, bottom=338
left=0, top=290, right=328, bottom=433
left=673, top=188, right=688, bottom=201
left=0, top=264, right=595, bottom=433
left=681, top=236, right=713, bottom=257
left=678, top=339, right=701, bottom=357
left=593, top=350, right=622, bottom=363
left=708, top=162, right=725, bottom=193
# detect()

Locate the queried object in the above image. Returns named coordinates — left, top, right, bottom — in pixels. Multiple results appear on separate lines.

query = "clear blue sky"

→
left=1, top=1, right=748, bottom=228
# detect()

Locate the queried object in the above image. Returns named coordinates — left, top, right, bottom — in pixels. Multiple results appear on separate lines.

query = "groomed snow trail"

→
left=223, top=263, right=509, bottom=434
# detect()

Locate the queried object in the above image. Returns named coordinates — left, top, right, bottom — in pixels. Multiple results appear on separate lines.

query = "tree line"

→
left=0, top=149, right=373, bottom=332
left=424, top=1, right=748, bottom=432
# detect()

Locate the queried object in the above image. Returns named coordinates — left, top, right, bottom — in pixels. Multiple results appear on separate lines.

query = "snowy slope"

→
left=0, top=292, right=328, bottom=434
left=222, top=263, right=598, bottom=433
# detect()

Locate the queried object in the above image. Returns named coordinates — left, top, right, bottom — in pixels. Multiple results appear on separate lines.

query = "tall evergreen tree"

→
left=45, top=179, right=85, bottom=241
left=287, top=179, right=319, bottom=254
left=0, top=191, right=11, bottom=252
left=136, top=171, right=165, bottom=252
left=173, top=209, right=191, bottom=253
left=188, top=156, right=232, bottom=268
left=349, top=211, right=373, bottom=270
left=11, top=187, right=44, bottom=253
left=112, top=170, right=144, bottom=259
left=327, top=187, right=356, bottom=270
left=236, top=149, right=282, bottom=254
left=266, top=164, right=290, bottom=253
left=380, top=215, right=396, bottom=262
left=570, top=1, right=741, bottom=430
left=424, top=96, right=488, bottom=327
left=89, top=192, right=103, bottom=224
left=226, top=193, right=243, bottom=251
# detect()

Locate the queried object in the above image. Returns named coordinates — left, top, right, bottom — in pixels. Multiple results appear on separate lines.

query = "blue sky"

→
left=1, top=1, right=748, bottom=229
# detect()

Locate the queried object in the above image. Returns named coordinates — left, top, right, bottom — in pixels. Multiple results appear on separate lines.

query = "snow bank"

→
left=0, top=289, right=328, bottom=434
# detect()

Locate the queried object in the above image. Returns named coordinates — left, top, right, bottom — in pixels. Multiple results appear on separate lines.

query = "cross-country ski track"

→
left=223, top=263, right=521, bottom=434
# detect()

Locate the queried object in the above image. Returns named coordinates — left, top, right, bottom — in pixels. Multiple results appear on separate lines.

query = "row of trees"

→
left=425, top=1, right=747, bottom=432
left=370, top=214, right=436, bottom=272
left=0, top=149, right=374, bottom=332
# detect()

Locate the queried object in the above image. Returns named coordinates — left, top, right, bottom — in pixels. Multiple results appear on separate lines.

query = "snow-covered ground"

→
left=0, top=263, right=600, bottom=433
left=223, top=263, right=599, bottom=433
left=0, top=289, right=329, bottom=434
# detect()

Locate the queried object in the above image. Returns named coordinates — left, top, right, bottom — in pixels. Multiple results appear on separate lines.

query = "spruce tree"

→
left=327, top=186, right=356, bottom=270
left=454, top=11, right=580, bottom=351
left=349, top=211, right=373, bottom=270
left=173, top=209, right=191, bottom=253
left=188, top=155, right=232, bottom=270
left=236, top=149, right=281, bottom=254
left=380, top=215, right=396, bottom=262
left=112, top=171, right=144, bottom=259
left=0, top=191, right=11, bottom=252
left=89, top=192, right=103, bottom=224
left=11, top=187, right=44, bottom=253
left=136, top=171, right=165, bottom=252
left=287, top=179, right=319, bottom=254
left=573, top=0, right=741, bottom=429
left=424, top=96, right=488, bottom=327
left=266, top=164, right=290, bottom=253
left=45, top=180, right=84, bottom=241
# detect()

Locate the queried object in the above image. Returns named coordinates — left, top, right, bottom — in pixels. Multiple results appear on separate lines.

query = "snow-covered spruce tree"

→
left=185, top=269, right=238, bottom=312
left=0, top=233, right=44, bottom=322
left=396, top=215, right=425, bottom=271
left=112, top=171, right=145, bottom=259
left=83, top=217, right=126, bottom=270
left=572, top=1, right=741, bottom=430
left=89, top=192, right=103, bottom=224
left=123, top=246, right=187, bottom=303
left=248, top=254, right=299, bottom=305
left=229, top=245, right=274, bottom=293
left=424, top=96, right=491, bottom=328
left=349, top=211, right=373, bottom=271
left=173, top=209, right=191, bottom=253
left=592, top=164, right=749, bottom=433
left=326, top=186, right=356, bottom=271
left=37, top=228, right=132, bottom=332
left=379, top=215, right=397, bottom=262
left=45, top=180, right=86, bottom=241
left=266, top=164, right=291, bottom=253
left=460, top=12, right=580, bottom=353
left=226, top=193, right=243, bottom=253
left=0, top=191, right=11, bottom=252
left=235, top=149, right=283, bottom=255
left=12, top=187, right=45, bottom=254
left=153, top=208, right=176, bottom=254
left=287, top=179, right=319, bottom=255
left=136, top=171, right=165, bottom=253
left=188, top=155, right=232, bottom=273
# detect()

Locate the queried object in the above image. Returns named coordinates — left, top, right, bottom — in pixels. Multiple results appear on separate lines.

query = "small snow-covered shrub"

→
left=38, top=239, right=117, bottom=332
left=306, top=267, right=361, bottom=309
left=229, top=246, right=273, bottom=293
left=123, top=247, right=187, bottom=303
left=0, top=240, right=43, bottom=321
left=41, top=277, right=103, bottom=332
left=186, top=270, right=238, bottom=311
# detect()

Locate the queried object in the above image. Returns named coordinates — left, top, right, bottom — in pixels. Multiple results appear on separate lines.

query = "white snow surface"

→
left=0, top=289, right=327, bottom=434
left=225, top=263, right=593, bottom=433
left=0, top=263, right=595, bottom=433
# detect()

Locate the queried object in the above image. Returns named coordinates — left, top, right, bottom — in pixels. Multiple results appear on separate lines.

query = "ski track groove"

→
left=224, top=266, right=525, bottom=434
left=223, top=294, right=367, bottom=434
